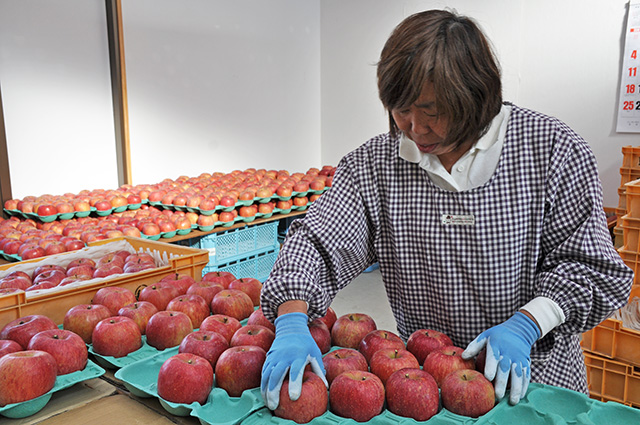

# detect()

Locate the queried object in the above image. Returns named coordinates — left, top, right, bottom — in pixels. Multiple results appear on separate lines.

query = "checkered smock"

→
left=260, top=103, right=633, bottom=393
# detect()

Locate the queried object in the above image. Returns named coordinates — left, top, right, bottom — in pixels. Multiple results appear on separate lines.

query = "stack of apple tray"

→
left=199, top=221, right=280, bottom=282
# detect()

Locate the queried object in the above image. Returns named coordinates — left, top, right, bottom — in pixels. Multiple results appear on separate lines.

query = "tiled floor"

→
left=328, top=268, right=398, bottom=335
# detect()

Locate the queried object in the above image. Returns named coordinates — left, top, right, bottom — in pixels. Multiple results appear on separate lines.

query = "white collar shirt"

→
left=398, top=104, right=512, bottom=192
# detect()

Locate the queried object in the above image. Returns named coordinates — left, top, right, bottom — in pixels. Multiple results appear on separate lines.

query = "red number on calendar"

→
left=630, top=67, right=638, bottom=77
left=624, top=101, right=635, bottom=111
left=633, top=50, right=638, bottom=60
left=628, top=84, right=637, bottom=94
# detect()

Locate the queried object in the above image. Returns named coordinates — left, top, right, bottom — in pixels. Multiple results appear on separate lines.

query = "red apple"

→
left=329, top=370, right=385, bottom=422
left=228, top=278, right=262, bottom=306
left=440, top=368, right=495, bottom=418
left=186, top=281, right=224, bottom=306
left=91, top=316, right=142, bottom=358
left=138, top=283, right=180, bottom=311
left=67, top=257, right=96, bottom=269
left=369, top=348, right=420, bottom=385
left=0, top=350, right=57, bottom=406
left=166, top=294, right=210, bottom=329
left=309, top=318, right=332, bottom=354
left=0, top=275, right=32, bottom=291
left=145, top=311, right=193, bottom=350
left=123, top=260, right=156, bottom=274
left=36, top=204, right=57, bottom=217
left=318, top=306, right=337, bottom=331
left=118, top=301, right=159, bottom=334
left=322, top=347, right=368, bottom=384
left=0, top=339, right=22, bottom=358
left=200, top=314, right=242, bottom=343
left=27, top=329, right=88, bottom=375
left=124, top=252, right=154, bottom=264
left=26, top=281, right=56, bottom=291
left=274, top=370, right=328, bottom=423
left=330, top=313, right=377, bottom=349
left=230, top=324, right=275, bottom=352
left=33, top=264, right=66, bottom=278
left=58, top=275, right=91, bottom=287
left=178, top=330, right=229, bottom=369
left=96, top=252, right=125, bottom=268
left=66, top=264, right=96, bottom=278
left=93, top=263, right=124, bottom=279
left=202, top=271, right=236, bottom=288
left=94, top=200, right=112, bottom=212
left=5, top=270, right=31, bottom=280
left=63, top=303, right=112, bottom=343
left=218, top=211, right=235, bottom=223
left=385, top=368, right=439, bottom=421
left=358, top=329, right=405, bottom=364
left=157, top=352, right=214, bottom=405
left=92, top=287, right=137, bottom=316
left=196, top=214, right=216, bottom=228
left=0, top=314, right=57, bottom=349
left=214, top=345, right=266, bottom=397
left=160, top=272, right=196, bottom=295
left=33, top=269, right=66, bottom=286
left=423, top=345, right=476, bottom=387
left=210, top=289, right=254, bottom=321
left=406, top=328, right=453, bottom=365
left=246, top=307, right=275, bottom=332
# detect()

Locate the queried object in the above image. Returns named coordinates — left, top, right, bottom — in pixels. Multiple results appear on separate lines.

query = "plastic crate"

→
left=584, top=350, right=640, bottom=407
left=625, top=179, right=640, bottom=219
left=202, top=247, right=279, bottom=282
left=199, top=222, right=278, bottom=266
left=622, top=145, right=640, bottom=169
left=618, top=186, right=627, bottom=214
left=621, top=168, right=640, bottom=187
left=620, top=214, right=640, bottom=251
left=0, top=236, right=208, bottom=329
left=617, top=248, right=640, bottom=285
left=581, top=286, right=640, bottom=364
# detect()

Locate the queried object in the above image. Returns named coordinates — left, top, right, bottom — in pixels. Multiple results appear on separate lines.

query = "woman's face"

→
left=391, top=81, right=453, bottom=156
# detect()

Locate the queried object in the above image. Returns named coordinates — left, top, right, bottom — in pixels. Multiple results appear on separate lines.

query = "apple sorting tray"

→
left=240, top=382, right=640, bottom=425
left=114, top=347, right=265, bottom=425
left=0, top=359, right=105, bottom=419
left=88, top=335, right=173, bottom=370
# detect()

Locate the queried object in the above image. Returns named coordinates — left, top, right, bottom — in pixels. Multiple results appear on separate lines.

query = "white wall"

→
left=0, top=0, right=638, bottom=208
left=321, top=0, right=640, bottom=207
left=0, top=0, right=118, bottom=199
left=120, top=0, right=321, bottom=185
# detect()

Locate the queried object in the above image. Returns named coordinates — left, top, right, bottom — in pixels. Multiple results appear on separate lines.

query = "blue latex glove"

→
left=462, top=312, right=541, bottom=405
left=261, top=312, right=328, bottom=410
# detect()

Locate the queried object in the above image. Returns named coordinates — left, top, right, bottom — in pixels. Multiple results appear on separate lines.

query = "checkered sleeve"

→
left=260, top=154, right=377, bottom=322
left=537, top=129, right=633, bottom=335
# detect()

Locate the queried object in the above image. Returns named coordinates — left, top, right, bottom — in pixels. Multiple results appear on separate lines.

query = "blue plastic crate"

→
left=202, top=247, right=279, bottom=282
left=199, top=221, right=278, bottom=266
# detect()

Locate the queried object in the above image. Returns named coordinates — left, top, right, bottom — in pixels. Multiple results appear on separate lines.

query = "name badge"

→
left=441, top=214, right=475, bottom=226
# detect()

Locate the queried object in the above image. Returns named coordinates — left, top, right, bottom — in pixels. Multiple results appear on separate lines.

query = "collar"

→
left=398, top=103, right=510, bottom=164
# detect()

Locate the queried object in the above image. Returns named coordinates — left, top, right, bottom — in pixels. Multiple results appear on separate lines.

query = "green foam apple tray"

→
left=151, top=187, right=328, bottom=216
left=0, top=359, right=105, bottom=419
left=241, top=381, right=640, bottom=425
left=114, top=346, right=265, bottom=425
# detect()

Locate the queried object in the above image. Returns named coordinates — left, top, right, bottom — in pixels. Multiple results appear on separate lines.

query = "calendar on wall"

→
left=618, top=0, right=640, bottom=132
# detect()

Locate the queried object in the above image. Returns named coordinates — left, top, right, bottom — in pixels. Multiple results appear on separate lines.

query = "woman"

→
left=260, top=9, right=633, bottom=410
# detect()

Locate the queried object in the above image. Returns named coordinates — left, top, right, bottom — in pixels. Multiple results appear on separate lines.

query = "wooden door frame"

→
left=106, top=0, right=132, bottom=187
left=0, top=84, right=12, bottom=218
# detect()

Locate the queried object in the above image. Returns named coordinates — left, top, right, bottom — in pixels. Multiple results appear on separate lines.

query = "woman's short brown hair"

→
left=377, top=10, right=502, bottom=147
